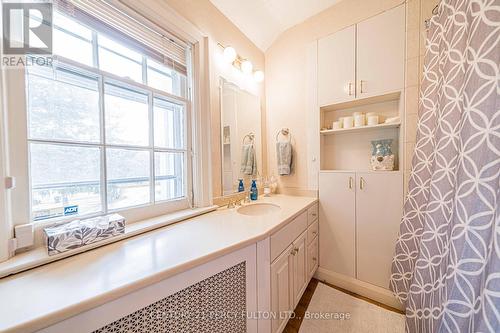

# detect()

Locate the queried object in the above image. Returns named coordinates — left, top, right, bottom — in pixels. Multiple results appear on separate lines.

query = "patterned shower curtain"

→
left=390, top=0, right=499, bottom=332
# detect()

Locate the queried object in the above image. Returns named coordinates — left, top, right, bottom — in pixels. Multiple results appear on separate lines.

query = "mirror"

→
left=220, top=78, right=262, bottom=195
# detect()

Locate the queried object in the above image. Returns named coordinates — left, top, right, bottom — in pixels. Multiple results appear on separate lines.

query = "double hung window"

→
left=25, top=9, right=191, bottom=223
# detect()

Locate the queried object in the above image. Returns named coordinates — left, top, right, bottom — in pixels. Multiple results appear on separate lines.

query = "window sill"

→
left=0, top=205, right=217, bottom=279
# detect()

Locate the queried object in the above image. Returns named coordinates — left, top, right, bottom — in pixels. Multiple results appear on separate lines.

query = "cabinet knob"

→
left=312, top=257, right=317, bottom=261
left=312, top=231, right=317, bottom=235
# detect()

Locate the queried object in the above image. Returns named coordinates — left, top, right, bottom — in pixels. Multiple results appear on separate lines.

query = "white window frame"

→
left=27, top=54, right=193, bottom=222
left=0, top=0, right=213, bottom=259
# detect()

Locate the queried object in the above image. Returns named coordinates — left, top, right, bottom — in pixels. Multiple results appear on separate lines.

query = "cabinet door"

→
left=271, top=245, right=293, bottom=333
left=292, top=231, right=307, bottom=308
left=356, top=5, right=405, bottom=98
left=318, top=25, right=356, bottom=106
left=307, top=236, right=319, bottom=279
left=356, top=172, right=403, bottom=289
left=319, top=172, right=356, bottom=277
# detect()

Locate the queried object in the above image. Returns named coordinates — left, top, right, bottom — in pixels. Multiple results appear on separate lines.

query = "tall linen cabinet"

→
left=315, top=4, right=406, bottom=309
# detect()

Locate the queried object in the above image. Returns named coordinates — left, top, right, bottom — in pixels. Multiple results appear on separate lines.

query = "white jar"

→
left=343, top=116, right=354, bottom=129
left=332, top=121, right=342, bottom=130
left=354, top=114, right=366, bottom=127
left=367, top=115, right=379, bottom=126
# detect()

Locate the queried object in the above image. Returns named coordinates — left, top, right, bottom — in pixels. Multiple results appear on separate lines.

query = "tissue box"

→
left=44, top=214, right=125, bottom=256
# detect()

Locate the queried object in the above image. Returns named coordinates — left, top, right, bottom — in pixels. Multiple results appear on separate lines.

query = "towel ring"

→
left=242, top=132, right=255, bottom=144
left=276, top=128, right=291, bottom=142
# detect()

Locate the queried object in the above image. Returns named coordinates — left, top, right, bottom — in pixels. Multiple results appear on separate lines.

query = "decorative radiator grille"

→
left=93, top=262, right=246, bottom=333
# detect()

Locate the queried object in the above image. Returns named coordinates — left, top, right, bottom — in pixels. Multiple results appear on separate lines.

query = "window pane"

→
left=105, top=83, right=149, bottom=146
left=147, top=59, right=187, bottom=97
left=53, top=13, right=93, bottom=66
left=54, top=12, right=92, bottom=40
left=107, top=148, right=150, bottom=210
left=98, top=35, right=143, bottom=83
left=27, top=66, right=100, bottom=143
left=30, top=143, right=102, bottom=221
left=54, top=29, right=93, bottom=66
left=147, top=59, right=172, bottom=93
left=155, top=152, right=185, bottom=202
left=154, top=98, right=185, bottom=149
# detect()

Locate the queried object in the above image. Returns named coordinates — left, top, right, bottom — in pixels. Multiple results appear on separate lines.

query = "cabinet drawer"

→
left=307, top=236, right=319, bottom=279
left=271, top=211, right=308, bottom=262
left=307, top=220, right=318, bottom=245
left=307, top=203, right=318, bottom=225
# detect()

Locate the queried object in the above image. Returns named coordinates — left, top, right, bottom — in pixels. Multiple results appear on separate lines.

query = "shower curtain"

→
left=390, top=0, right=499, bottom=332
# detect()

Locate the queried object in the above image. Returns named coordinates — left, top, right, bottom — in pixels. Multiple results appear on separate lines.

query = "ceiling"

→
left=209, top=0, right=342, bottom=51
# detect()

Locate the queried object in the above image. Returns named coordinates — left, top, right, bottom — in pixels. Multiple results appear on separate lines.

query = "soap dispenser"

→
left=238, top=179, right=244, bottom=192
left=250, top=180, right=258, bottom=201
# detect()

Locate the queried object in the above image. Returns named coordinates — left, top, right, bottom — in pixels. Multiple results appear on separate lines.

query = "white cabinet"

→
left=270, top=244, right=293, bottom=333
left=356, top=172, right=403, bottom=288
left=318, top=25, right=356, bottom=106
left=317, top=4, right=405, bottom=106
left=318, top=172, right=356, bottom=277
left=291, top=231, right=307, bottom=307
left=270, top=206, right=319, bottom=333
left=357, top=5, right=405, bottom=98
left=319, top=171, right=402, bottom=289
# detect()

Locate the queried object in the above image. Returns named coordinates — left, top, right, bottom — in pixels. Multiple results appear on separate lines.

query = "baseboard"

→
left=314, top=267, right=404, bottom=311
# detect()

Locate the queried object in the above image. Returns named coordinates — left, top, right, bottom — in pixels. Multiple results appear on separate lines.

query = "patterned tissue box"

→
left=44, top=214, right=125, bottom=256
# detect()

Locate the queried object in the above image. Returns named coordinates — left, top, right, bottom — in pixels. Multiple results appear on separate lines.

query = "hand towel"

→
left=276, top=141, right=292, bottom=175
left=240, top=144, right=257, bottom=175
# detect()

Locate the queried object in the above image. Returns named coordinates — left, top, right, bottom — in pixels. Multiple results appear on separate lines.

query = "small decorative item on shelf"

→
left=370, top=139, right=395, bottom=171
left=353, top=112, right=366, bottom=127
left=332, top=121, right=342, bottom=129
left=44, top=214, right=125, bottom=256
left=343, top=116, right=354, bottom=129
left=367, top=112, right=379, bottom=126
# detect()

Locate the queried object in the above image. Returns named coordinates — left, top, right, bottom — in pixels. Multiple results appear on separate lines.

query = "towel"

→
left=240, top=144, right=257, bottom=175
left=276, top=141, right=292, bottom=175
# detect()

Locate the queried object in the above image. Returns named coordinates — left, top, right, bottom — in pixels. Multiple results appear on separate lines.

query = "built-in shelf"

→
left=320, top=169, right=401, bottom=173
left=320, top=91, right=401, bottom=112
left=320, top=122, right=400, bottom=135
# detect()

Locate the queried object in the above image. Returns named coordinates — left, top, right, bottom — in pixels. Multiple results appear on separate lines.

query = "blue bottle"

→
left=250, top=180, right=258, bottom=201
left=238, top=179, right=244, bottom=192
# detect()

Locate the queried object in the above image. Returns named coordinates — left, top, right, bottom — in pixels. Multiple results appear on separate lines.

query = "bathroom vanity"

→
left=0, top=195, right=317, bottom=333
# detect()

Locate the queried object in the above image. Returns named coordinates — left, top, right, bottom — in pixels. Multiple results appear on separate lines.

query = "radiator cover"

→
left=93, top=262, right=246, bottom=333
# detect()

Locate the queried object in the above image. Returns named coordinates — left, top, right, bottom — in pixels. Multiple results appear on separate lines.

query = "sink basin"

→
left=237, top=203, right=281, bottom=216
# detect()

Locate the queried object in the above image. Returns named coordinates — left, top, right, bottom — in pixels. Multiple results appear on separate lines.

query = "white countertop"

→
left=0, top=195, right=317, bottom=333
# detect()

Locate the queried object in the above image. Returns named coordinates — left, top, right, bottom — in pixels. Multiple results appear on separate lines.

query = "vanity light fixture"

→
left=253, top=70, right=264, bottom=82
left=241, top=59, right=253, bottom=74
left=218, top=43, right=264, bottom=82
left=223, top=46, right=237, bottom=63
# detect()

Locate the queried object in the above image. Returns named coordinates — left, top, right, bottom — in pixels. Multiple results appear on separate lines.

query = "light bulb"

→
left=253, top=70, right=264, bottom=82
left=241, top=60, right=253, bottom=74
left=223, top=46, right=237, bottom=63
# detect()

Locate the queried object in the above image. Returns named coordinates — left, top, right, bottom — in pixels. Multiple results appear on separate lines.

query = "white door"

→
left=356, top=5, right=405, bottom=98
left=292, top=231, right=308, bottom=308
left=307, top=236, right=319, bottom=279
left=318, top=25, right=356, bottom=106
left=356, top=172, right=403, bottom=289
left=271, top=245, right=293, bottom=333
left=319, top=171, right=356, bottom=277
